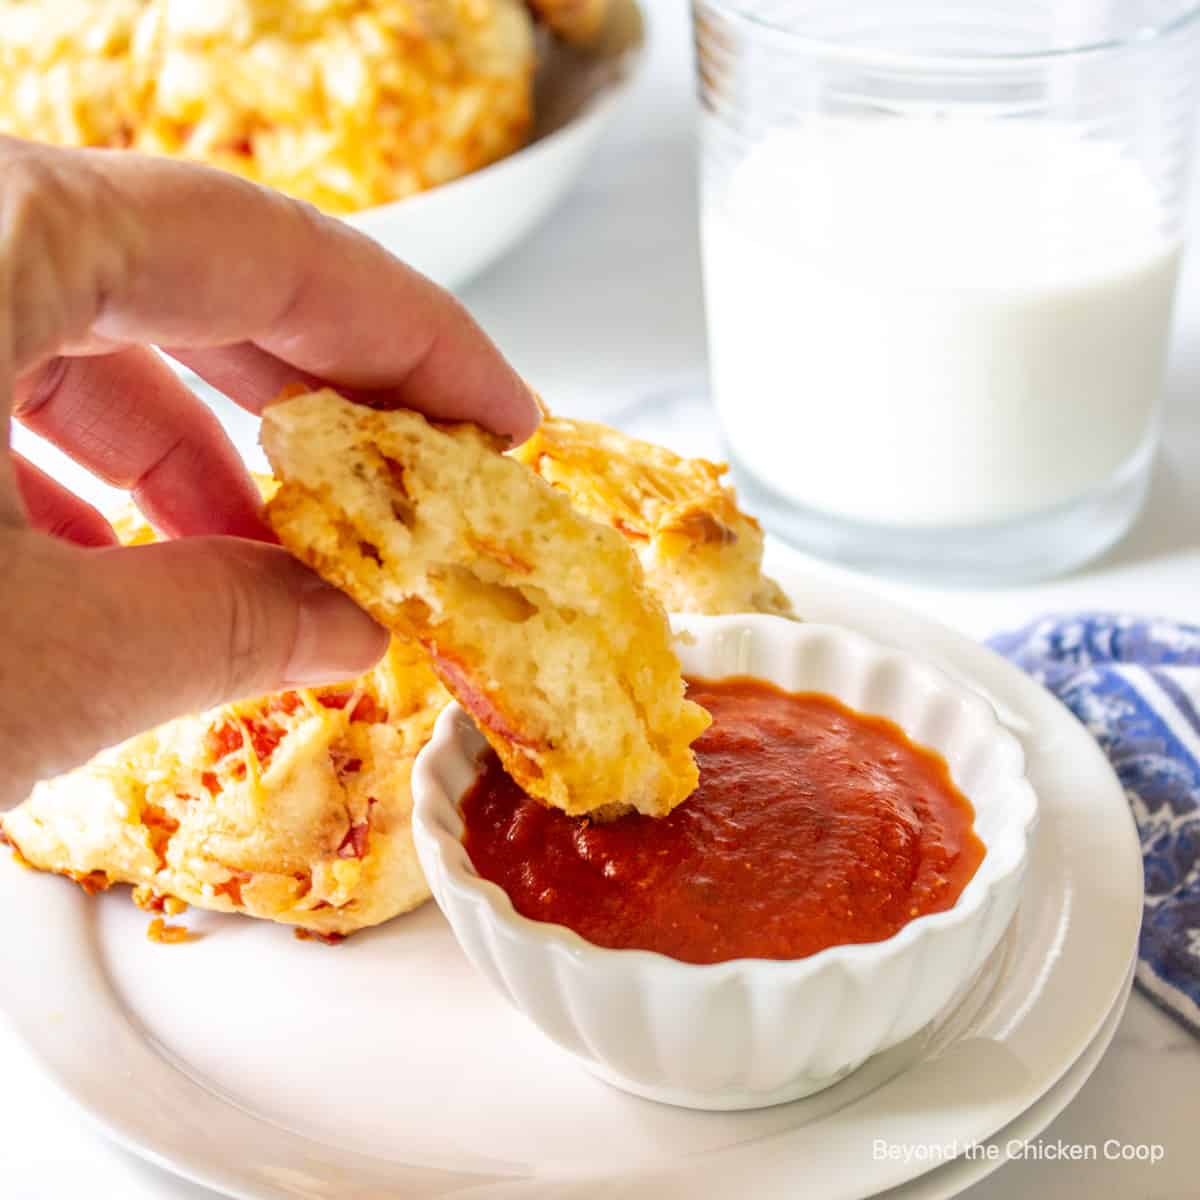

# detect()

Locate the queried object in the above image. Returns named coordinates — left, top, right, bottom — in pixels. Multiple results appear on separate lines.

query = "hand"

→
left=0, top=137, right=539, bottom=807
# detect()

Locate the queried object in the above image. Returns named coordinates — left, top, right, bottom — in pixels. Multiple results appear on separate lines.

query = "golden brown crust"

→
left=262, top=389, right=710, bottom=820
left=510, top=416, right=796, bottom=619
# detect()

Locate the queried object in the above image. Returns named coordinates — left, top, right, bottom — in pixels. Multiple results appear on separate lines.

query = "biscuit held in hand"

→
left=511, top=416, right=795, bottom=618
left=261, top=389, right=710, bottom=820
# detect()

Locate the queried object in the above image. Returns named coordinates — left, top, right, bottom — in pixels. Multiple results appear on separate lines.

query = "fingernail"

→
left=524, top=382, right=546, bottom=425
left=506, top=380, right=544, bottom=446
left=285, top=583, right=388, bottom=686
left=528, top=386, right=549, bottom=420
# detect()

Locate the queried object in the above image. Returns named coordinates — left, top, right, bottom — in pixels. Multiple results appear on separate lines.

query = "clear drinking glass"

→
left=694, top=1, right=1200, bottom=582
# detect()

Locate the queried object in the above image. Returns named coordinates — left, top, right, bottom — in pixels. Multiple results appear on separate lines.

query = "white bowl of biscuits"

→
left=0, top=0, right=645, bottom=293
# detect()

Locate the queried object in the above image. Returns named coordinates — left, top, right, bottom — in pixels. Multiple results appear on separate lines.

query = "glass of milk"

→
left=695, top=0, right=1200, bottom=581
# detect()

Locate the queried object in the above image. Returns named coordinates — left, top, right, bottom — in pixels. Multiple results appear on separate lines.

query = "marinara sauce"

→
left=460, top=677, right=986, bottom=964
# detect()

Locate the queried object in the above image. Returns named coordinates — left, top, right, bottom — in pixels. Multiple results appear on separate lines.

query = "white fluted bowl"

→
left=411, top=615, right=1038, bottom=1110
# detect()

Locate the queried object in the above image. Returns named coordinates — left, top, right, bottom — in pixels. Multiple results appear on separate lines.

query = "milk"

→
left=702, top=120, right=1182, bottom=529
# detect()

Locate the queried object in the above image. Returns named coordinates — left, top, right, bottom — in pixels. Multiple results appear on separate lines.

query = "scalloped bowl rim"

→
left=411, top=614, right=1039, bottom=983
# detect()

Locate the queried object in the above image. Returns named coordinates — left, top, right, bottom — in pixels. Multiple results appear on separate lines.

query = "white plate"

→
left=0, top=565, right=1143, bottom=1200
left=879, top=956, right=1136, bottom=1200
left=344, top=0, right=644, bottom=291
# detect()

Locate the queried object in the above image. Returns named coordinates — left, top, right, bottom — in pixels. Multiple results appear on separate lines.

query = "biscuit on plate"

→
left=510, top=416, right=795, bottom=618
left=2, top=494, right=449, bottom=938
left=261, top=389, right=710, bottom=821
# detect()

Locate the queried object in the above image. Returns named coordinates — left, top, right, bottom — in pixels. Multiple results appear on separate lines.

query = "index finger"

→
left=6, top=139, right=540, bottom=441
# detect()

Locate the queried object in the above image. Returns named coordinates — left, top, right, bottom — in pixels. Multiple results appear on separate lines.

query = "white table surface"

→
left=5, top=2, right=1199, bottom=1197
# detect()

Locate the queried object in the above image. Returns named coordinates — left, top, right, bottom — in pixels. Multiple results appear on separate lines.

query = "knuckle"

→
left=265, top=193, right=354, bottom=370
left=207, top=546, right=290, bottom=706
left=2, top=157, right=78, bottom=361
left=0, top=145, right=138, bottom=366
left=218, top=560, right=265, bottom=702
left=0, top=534, right=119, bottom=789
left=13, top=355, right=72, bottom=421
left=47, top=510, right=115, bottom=548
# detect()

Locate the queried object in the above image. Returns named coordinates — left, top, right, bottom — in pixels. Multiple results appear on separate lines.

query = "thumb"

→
left=4, top=530, right=386, bottom=803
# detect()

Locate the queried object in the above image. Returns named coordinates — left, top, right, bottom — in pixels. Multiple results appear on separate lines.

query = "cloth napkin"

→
left=988, top=614, right=1200, bottom=1037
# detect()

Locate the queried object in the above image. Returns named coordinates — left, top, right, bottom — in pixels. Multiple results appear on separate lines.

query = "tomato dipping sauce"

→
left=461, top=678, right=986, bottom=965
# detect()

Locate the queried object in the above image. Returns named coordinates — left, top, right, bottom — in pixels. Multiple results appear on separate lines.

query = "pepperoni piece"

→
left=337, top=821, right=370, bottom=859
left=205, top=719, right=244, bottom=761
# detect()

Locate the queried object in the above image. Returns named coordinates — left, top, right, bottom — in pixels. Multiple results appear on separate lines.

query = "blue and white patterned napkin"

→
left=988, top=614, right=1200, bottom=1037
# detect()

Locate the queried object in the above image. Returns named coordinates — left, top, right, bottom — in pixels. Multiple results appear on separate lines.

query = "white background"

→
left=4, top=1, right=1199, bottom=1196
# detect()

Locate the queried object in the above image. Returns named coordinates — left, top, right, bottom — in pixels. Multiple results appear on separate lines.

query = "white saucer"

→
left=879, top=957, right=1135, bottom=1200
left=0, top=565, right=1143, bottom=1200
